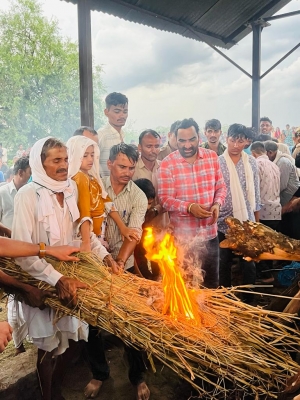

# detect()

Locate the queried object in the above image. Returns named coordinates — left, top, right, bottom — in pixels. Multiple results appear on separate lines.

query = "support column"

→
left=251, top=22, right=262, bottom=132
left=78, top=0, right=94, bottom=127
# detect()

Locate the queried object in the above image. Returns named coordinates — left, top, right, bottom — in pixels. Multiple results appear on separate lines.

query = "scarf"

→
left=66, top=135, right=108, bottom=199
left=223, top=149, right=255, bottom=222
left=30, top=137, right=79, bottom=245
left=274, top=150, right=300, bottom=177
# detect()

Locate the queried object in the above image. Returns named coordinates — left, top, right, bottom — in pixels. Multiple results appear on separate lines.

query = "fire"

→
left=143, top=227, right=201, bottom=325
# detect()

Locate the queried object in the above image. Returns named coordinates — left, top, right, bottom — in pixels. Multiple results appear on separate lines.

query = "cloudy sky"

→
left=1, top=0, right=300, bottom=131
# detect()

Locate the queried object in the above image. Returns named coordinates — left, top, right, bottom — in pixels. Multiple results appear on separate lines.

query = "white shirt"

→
left=98, top=123, right=124, bottom=177
left=11, top=181, right=108, bottom=343
left=0, top=180, right=17, bottom=229
left=256, top=155, right=281, bottom=220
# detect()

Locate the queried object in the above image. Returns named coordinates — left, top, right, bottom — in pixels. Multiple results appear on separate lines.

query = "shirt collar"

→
left=106, top=176, right=132, bottom=194
left=137, top=157, right=160, bottom=170
left=8, top=180, right=17, bottom=194
left=106, top=123, right=124, bottom=139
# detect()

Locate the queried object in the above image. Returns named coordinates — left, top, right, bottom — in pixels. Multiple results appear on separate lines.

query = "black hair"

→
left=41, top=138, right=66, bottom=164
left=134, top=178, right=156, bottom=200
left=169, top=120, right=181, bottom=134
left=271, top=138, right=279, bottom=143
left=109, top=143, right=139, bottom=163
left=175, top=118, right=199, bottom=137
left=264, top=140, right=278, bottom=152
left=227, top=123, right=250, bottom=139
left=13, top=156, right=30, bottom=175
left=250, top=141, right=266, bottom=154
left=105, top=92, right=128, bottom=109
left=260, top=116, right=272, bottom=125
left=138, top=129, right=161, bottom=144
left=256, top=134, right=271, bottom=142
left=73, top=126, right=98, bottom=136
left=205, top=119, right=221, bottom=131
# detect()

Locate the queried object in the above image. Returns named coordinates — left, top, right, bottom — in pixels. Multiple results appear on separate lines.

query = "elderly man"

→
left=12, top=137, right=110, bottom=400
left=218, top=124, right=261, bottom=300
left=200, top=118, right=226, bottom=155
left=98, top=92, right=128, bottom=177
left=158, top=118, right=226, bottom=288
left=158, top=120, right=181, bottom=160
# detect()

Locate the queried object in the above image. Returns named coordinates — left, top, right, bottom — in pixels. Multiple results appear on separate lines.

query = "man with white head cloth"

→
left=12, top=137, right=109, bottom=400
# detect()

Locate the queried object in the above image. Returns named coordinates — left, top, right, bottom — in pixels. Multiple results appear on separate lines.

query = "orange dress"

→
left=72, top=171, right=116, bottom=236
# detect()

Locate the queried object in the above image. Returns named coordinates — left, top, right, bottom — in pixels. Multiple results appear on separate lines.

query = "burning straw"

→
left=1, top=252, right=300, bottom=399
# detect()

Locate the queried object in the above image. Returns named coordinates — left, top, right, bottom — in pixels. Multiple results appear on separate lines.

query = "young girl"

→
left=66, top=136, right=139, bottom=253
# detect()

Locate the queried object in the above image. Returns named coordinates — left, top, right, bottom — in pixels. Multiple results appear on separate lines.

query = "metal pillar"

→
left=78, top=0, right=94, bottom=127
left=251, top=22, right=262, bottom=133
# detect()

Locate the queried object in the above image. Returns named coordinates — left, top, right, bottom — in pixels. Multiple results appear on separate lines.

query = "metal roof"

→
left=62, top=0, right=291, bottom=48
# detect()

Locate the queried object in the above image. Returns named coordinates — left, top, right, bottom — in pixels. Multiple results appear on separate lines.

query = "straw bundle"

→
left=1, top=253, right=300, bottom=399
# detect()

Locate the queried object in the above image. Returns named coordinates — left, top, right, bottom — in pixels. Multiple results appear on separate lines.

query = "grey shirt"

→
left=275, top=156, right=300, bottom=206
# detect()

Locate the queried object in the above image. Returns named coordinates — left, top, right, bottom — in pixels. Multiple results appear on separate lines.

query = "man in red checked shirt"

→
left=157, top=118, right=226, bottom=288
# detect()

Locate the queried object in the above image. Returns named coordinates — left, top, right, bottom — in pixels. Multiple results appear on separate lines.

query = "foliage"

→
left=0, top=0, right=106, bottom=156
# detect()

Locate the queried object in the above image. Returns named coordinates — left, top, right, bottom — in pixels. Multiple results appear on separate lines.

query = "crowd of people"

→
left=0, top=91, right=300, bottom=400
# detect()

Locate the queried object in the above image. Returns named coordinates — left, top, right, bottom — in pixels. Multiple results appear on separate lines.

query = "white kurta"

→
left=11, top=182, right=89, bottom=355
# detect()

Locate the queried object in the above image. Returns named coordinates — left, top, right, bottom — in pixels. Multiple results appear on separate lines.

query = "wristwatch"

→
left=153, top=207, right=159, bottom=216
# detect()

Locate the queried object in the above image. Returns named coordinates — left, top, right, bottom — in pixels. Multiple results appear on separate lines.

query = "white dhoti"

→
left=7, top=297, right=28, bottom=348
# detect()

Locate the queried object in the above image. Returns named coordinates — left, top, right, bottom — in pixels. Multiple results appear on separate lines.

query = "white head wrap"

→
left=66, top=135, right=108, bottom=198
left=30, top=136, right=79, bottom=245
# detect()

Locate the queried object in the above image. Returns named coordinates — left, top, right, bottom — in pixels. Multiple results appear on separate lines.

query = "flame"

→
left=143, top=227, right=201, bottom=325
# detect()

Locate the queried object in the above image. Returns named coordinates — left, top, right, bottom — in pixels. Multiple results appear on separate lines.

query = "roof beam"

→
left=225, top=0, right=283, bottom=43
left=260, top=42, right=300, bottom=79
left=102, top=0, right=233, bottom=44
left=180, top=21, right=252, bottom=78
left=264, top=9, right=300, bottom=21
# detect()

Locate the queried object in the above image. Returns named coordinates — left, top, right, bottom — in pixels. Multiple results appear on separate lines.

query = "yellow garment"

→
left=72, top=171, right=113, bottom=236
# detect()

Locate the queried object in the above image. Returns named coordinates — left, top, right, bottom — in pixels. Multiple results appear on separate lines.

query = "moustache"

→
left=56, top=169, right=68, bottom=173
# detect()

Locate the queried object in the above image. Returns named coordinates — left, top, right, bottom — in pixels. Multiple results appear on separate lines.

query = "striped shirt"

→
left=104, top=177, right=148, bottom=270
left=157, top=148, right=226, bottom=240
left=98, top=123, right=124, bottom=177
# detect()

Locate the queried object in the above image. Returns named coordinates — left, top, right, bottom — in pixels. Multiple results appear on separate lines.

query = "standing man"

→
left=11, top=137, right=109, bottom=400
left=98, top=92, right=128, bottom=177
left=103, top=143, right=150, bottom=400
left=158, top=118, right=226, bottom=288
left=264, top=140, right=300, bottom=239
left=0, top=156, right=32, bottom=354
left=73, top=126, right=98, bottom=143
left=218, top=124, right=261, bottom=299
left=200, top=119, right=226, bottom=155
left=260, top=117, right=273, bottom=135
left=0, top=143, right=7, bottom=163
left=132, top=129, right=165, bottom=222
left=251, top=141, right=281, bottom=281
left=158, top=120, right=181, bottom=161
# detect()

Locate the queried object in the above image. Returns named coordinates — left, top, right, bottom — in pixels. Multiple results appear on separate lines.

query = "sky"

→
left=1, top=0, right=300, bottom=131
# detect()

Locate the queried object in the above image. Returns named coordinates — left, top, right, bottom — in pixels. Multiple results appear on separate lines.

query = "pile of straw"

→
left=1, top=253, right=300, bottom=399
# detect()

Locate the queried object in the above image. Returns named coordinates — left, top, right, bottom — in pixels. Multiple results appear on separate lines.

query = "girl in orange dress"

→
left=66, top=136, right=139, bottom=252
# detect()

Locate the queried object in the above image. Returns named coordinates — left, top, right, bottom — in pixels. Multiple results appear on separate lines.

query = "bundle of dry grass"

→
left=1, top=253, right=300, bottom=399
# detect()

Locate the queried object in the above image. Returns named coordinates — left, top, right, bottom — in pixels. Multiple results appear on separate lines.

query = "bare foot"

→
left=84, top=379, right=103, bottom=398
left=15, top=343, right=26, bottom=356
left=135, top=381, right=150, bottom=400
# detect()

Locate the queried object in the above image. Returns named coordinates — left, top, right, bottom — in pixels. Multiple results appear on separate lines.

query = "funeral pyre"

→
left=1, top=227, right=300, bottom=399
left=220, top=217, right=300, bottom=261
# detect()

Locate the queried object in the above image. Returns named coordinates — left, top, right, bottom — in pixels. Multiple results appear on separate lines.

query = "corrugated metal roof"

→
left=62, top=0, right=292, bottom=49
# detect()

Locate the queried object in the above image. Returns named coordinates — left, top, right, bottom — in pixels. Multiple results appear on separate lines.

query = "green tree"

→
left=0, top=0, right=106, bottom=154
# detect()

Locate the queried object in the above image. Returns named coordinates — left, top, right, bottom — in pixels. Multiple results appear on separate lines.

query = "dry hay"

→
left=1, top=253, right=300, bottom=399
